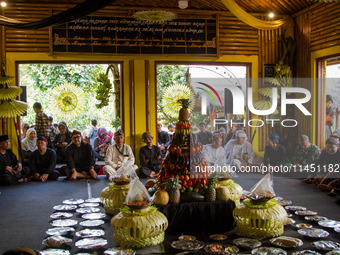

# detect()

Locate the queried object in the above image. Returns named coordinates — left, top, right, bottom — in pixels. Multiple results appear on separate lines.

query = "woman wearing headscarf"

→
left=263, top=133, right=287, bottom=166
left=53, top=121, right=72, bottom=163
left=93, top=127, right=111, bottom=161
left=21, top=122, right=30, bottom=140
left=21, top=128, right=38, bottom=162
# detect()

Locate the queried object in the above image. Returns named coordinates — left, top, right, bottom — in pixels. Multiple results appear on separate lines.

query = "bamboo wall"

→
left=1, top=2, right=340, bottom=152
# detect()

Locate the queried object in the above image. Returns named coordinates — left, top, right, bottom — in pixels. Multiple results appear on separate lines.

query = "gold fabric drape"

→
left=221, top=0, right=286, bottom=30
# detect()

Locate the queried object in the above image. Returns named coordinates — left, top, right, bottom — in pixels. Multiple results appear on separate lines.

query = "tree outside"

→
left=19, top=63, right=118, bottom=133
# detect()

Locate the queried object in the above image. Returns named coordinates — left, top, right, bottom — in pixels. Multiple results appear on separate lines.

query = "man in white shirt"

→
left=202, top=134, right=227, bottom=167
left=103, top=130, right=138, bottom=179
left=224, top=130, right=263, bottom=170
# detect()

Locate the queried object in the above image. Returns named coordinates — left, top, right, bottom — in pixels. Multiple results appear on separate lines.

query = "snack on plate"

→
left=270, top=236, right=303, bottom=248
left=210, top=234, right=228, bottom=241
left=43, top=235, right=72, bottom=247
left=245, top=173, right=276, bottom=201
left=124, top=179, right=151, bottom=208
left=112, top=163, right=138, bottom=185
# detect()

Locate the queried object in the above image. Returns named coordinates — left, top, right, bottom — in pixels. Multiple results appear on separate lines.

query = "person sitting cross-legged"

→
left=139, top=132, right=162, bottom=178
left=103, top=130, right=138, bottom=180
left=0, top=135, right=30, bottom=185
left=61, top=130, right=99, bottom=180
left=29, top=136, right=59, bottom=182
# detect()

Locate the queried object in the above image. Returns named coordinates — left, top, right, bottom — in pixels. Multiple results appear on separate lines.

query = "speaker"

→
left=20, top=86, right=27, bottom=116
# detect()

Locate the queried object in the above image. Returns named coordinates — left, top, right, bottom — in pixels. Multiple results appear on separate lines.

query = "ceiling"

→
left=8, top=0, right=318, bottom=15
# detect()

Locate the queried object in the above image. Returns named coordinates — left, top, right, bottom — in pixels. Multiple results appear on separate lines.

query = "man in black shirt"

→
left=0, top=135, right=30, bottom=185
left=196, top=122, right=213, bottom=145
left=263, top=133, right=287, bottom=167
left=139, top=132, right=162, bottom=178
left=157, top=121, right=170, bottom=158
left=61, top=130, right=99, bottom=180
left=29, top=136, right=59, bottom=182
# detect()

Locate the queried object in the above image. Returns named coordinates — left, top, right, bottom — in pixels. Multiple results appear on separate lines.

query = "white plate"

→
left=291, top=223, right=313, bottom=229
left=305, top=216, right=327, bottom=222
left=63, top=198, right=84, bottom=205
left=171, top=240, right=205, bottom=251
left=81, top=213, right=106, bottom=220
left=285, top=206, right=306, bottom=211
left=251, top=247, right=287, bottom=255
left=278, top=200, right=292, bottom=206
left=318, top=220, right=340, bottom=228
left=39, top=249, right=70, bottom=255
left=75, top=229, right=105, bottom=238
left=53, top=205, right=77, bottom=211
left=79, top=219, right=105, bottom=227
left=76, top=207, right=101, bottom=214
left=312, top=241, right=340, bottom=251
left=298, top=228, right=329, bottom=238
left=326, top=250, right=340, bottom=255
left=291, top=251, right=322, bottom=255
left=75, top=237, right=108, bottom=249
left=233, top=238, right=261, bottom=249
left=85, top=198, right=102, bottom=203
left=50, top=212, right=73, bottom=219
left=335, top=227, right=340, bottom=233
left=51, top=219, right=78, bottom=227
left=270, top=236, right=303, bottom=248
left=79, top=203, right=100, bottom=208
left=46, top=227, right=75, bottom=236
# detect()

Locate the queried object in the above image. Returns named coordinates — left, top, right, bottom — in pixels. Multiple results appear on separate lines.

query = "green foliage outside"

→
left=156, top=64, right=210, bottom=131
left=156, top=65, right=188, bottom=126
left=19, top=64, right=117, bottom=133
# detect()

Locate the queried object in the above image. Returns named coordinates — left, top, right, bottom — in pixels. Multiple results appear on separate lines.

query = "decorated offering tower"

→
left=155, top=99, right=219, bottom=203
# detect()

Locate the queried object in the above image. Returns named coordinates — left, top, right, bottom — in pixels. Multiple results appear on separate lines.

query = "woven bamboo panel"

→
left=310, top=3, right=340, bottom=52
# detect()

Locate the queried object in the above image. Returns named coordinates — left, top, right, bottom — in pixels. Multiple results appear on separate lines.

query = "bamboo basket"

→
left=111, top=206, right=168, bottom=248
left=100, top=183, right=129, bottom=215
left=233, top=199, right=287, bottom=239
left=217, top=179, right=243, bottom=205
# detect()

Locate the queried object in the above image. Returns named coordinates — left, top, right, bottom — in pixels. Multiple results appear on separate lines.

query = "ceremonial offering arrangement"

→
left=111, top=179, right=168, bottom=248
left=100, top=163, right=138, bottom=215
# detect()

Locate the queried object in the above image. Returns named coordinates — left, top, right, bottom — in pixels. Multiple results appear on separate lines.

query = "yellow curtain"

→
left=220, top=0, right=286, bottom=30
left=8, top=118, right=19, bottom=158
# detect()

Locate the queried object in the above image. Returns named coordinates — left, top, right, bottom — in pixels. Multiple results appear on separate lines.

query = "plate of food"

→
left=232, top=238, right=261, bottom=249
left=312, top=241, right=340, bottom=251
left=51, top=219, right=78, bottom=227
left=50, top=212, right=73, bottom=219
left=75, top=237, right=108, bottom=250
left=42, top=235, right=72, bottom=247
left=335, top=227, right=340, bottom=233
left=46, top=227, right=75, bottom=236
left=178, top=235, right=196, bottom=241
left=251, top=247, right=287, bottom=255
left=204, top=244, right=239, bottom=254
left=318, top=220, right=340, bottom=228
left=53, top=205, right=77, bottom=211
left=291, top=223, right=313, bottom=229
left=295, top=210, right=317, bottom=216
left=270, top=236, right=303, bottom=248
left=39, top=249, right=70, bottom=255
left=210, top=234, right=228, bottom=241
left=76, top=207, right=101, bottom=214
left=81, top=213, right=106, bottom=220
left=75, top=229, right=105, bottom=238
left=63, top=198, right=84, bottom=205
left=171, top=240, right=205, bottom=251
left=305, top=216, right=327, bottom=222
left=285, top=206, right=306, bottom=211
left=298, top=228, right=329, bottom=238
left=79, top=219, right=105, bottom=227
left=291, top=251, right=322, bottom=255
left=278, top=200, right=292, bottom=206
left=326, top=250, right=340, bottom=255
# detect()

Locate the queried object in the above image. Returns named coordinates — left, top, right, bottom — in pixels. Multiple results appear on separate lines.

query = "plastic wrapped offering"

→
left=124, top=179, right=151, bottom=209
left=112, top=162, right=138, bottom=185
left=246, top=173, right=275, bottom=202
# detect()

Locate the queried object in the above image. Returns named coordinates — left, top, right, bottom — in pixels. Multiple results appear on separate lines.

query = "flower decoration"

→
left=162, top=84, right=195, bottom=118
left=49, top=83, right=85, bottom=119
left=133, top=10, right=177, bottom=23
